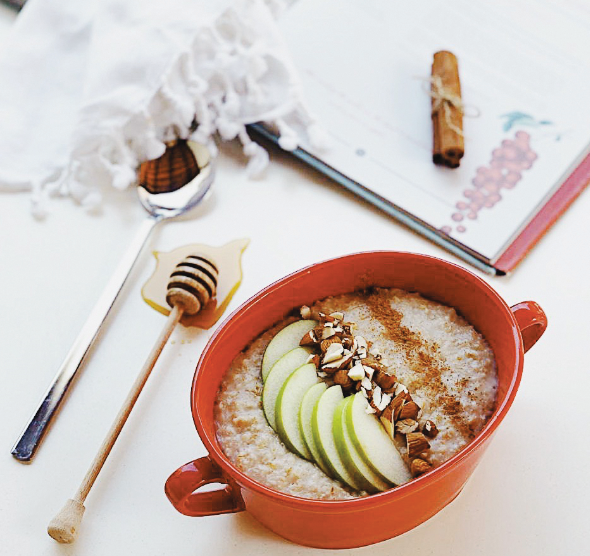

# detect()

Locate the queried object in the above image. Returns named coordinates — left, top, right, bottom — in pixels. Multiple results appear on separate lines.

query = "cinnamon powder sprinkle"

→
left=365, top=291, right=474, bottom=441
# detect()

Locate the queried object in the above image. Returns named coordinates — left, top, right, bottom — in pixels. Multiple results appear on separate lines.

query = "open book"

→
left=253, top=0, right=590, bottom=275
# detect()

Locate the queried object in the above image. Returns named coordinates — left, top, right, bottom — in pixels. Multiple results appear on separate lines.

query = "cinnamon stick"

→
left=431, top=50, right=464, bottom=168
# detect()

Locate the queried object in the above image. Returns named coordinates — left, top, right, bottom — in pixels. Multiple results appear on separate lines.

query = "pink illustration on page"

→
left=440, top=131, right=538, bottom=235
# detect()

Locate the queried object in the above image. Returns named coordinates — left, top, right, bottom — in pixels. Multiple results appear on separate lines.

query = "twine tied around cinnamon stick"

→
left=430, top=74, right=465, bottom=138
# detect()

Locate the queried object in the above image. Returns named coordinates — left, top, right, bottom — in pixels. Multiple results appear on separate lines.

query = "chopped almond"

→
left=347, top=361, right=365, bottom=381
left=322, top=342, right=344, bottom=364
left=362, top=356, right=387, bottom=373
left=396, top=418, right=419, bottom=435
left=411, top=458, right=432, bottom=477
left=381, top=404, right=393, bottom=422
left=373, top=369, right=397, bottom=391
left=399, top=401, right=420, bottom=421
left=389, top=392, right=406, bottom=421
left=320, top=337, right=342, bottom=353
left=422, top=420, right=439, bottom=438
left=300, top=305, right=312, bottom=319
left=306, top=353, right=319, bottom=366
left=407, top=432, right=431, bottom=458
left=299, top=330, right=318, bottom=346
left=321, top=327, right=336, bottom=340
left=323, top=353, right=354, bottom=372
left=341, top=335, right=354, bottom=349
left=333, top=369, right=353, bottom=389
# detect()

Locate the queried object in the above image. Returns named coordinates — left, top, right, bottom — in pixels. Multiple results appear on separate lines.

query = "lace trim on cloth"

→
left=32, top=0, right=327, bottom=217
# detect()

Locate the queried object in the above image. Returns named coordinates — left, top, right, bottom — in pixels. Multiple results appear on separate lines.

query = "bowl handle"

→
left=510, top=301, right=547, bottom=353
left=165, top=456, right=245, bottom=517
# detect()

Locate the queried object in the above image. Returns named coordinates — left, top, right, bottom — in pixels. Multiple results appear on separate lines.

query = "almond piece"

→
left=362, top=356, right=387, bottom=373
left=411, top=458, right=432, bottom=477
left=347, top=361, right=365, bottom=381
left=312, top=325, right=325, bottom=337
left=355, top=336, right=368, bottom=350
left=320, top=337, right=342, bottom=353
left=322, top=342, right=344, bottom=364
left=342, top=322, right=354, bottom=334
left=407, top=432, right=431, bottom=458
left=333, top=369, right=353, bottom=389
left=299, top=329, right=318, bottom=346
left=377, top=392, right=391, bottom=411
left=389, top=392, right=406, bottom=421
left=309, top=309, right=323, bottom=321
left=381, top=404, right=393, bottom=423
left=300, top=305, right=312, bottom=319
left=322, top=327, right=336, bottom=340
left=362, top=365, right=375, bottom=380
left=399, top=401, right=420, bottom=421
left=341, top=335, right=354, bottom=349
left=394, top=383, right=409, bottom=396
left=372, top=386, right=382, bottom=409
left=323, top=353, right=353, bottom=372
left=306, top=354, right=321, bottom=367
left=422, top=420, right=439, bottom=438
left=373, top=369, right=397, bottom=391
left=396, top=418, right=419, bottom=435
left=368, top=397, right=383, bottom=417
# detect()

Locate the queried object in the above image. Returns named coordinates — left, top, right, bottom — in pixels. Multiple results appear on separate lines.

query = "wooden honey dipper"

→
left=47, top=255, right=219, bottom=544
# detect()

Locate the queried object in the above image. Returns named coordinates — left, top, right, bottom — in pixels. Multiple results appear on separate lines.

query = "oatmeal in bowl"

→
left=165, top=252, right=547, bottom=548
left=215, top=287, right=498, bottom=500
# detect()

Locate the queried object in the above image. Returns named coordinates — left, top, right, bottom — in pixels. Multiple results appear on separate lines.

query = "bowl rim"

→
left=190, top=250, right=523, bottom=510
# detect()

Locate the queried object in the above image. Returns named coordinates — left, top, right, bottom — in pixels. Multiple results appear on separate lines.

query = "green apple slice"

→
left=299, top=382, right=330, bottom=474
left=275, top=364, right=319, bottom=459
left=312, top=386, right=363, bottom=490
left=334, top=397, right=392, bottom=494
left=261, top=319, right=317, bottom=381
left=346, top=392, right=412, bottom=486
left=262, top=348, right=312, bottom=430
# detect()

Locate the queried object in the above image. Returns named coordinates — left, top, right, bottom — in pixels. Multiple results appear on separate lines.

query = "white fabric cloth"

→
left=0, top=0, right=322, bottom=215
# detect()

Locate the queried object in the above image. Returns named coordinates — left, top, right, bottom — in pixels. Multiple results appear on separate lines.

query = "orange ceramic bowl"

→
left=165, top=252, right=547, bottom=548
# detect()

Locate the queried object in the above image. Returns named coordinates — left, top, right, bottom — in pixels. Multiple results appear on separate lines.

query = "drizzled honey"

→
left=141, top=238, right=249, bottom=329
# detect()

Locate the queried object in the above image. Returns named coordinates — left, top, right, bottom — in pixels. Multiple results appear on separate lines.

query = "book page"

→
left=280, top=0, right=590, bottom=262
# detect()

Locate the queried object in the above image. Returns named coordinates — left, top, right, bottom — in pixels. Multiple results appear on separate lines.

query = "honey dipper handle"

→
left=48, top=305, right=183, bottom=543
left=12, top=216, right=161, bottom=462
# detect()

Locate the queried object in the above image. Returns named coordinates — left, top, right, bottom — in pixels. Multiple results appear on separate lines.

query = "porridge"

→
left=214, top=287, right=497, bottom=500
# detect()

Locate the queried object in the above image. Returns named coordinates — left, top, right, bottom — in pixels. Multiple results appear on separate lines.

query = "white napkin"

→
left=0, top=0, right=323, bottom=215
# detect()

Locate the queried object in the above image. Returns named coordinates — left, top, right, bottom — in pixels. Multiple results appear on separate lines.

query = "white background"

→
left=0, top=3, right=589, bottom=556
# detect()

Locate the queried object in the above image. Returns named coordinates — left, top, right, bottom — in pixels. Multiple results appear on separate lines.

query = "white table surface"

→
left=1, top=6, right=589, bottom=556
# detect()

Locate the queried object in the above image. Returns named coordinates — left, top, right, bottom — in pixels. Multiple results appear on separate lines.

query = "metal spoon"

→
left=11, top=141, right=215, bottom=462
